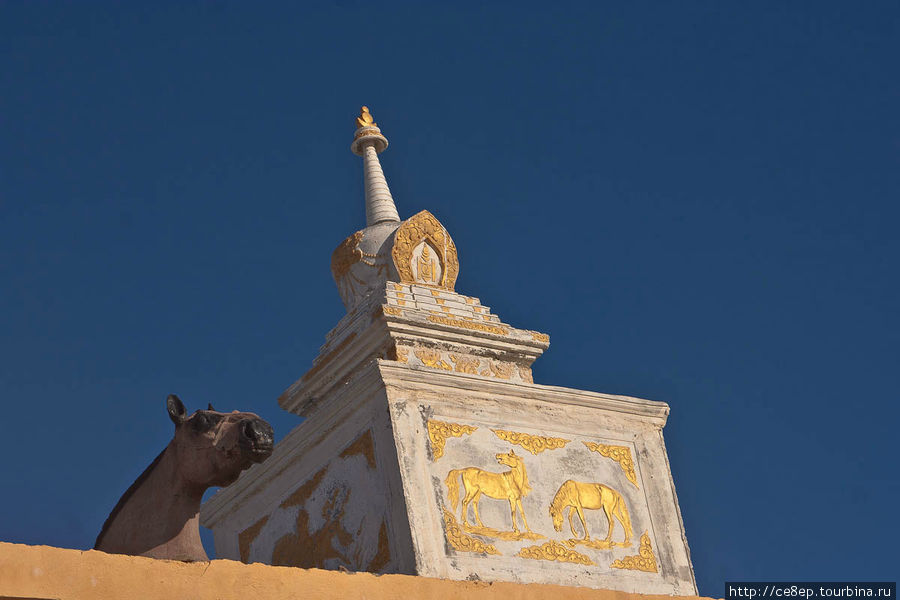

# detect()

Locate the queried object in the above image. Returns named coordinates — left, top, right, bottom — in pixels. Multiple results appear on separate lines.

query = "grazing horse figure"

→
left=445, top=449, right=533, bottom=533
left=549, top=479, right=633, bottom=545
left=94, top=395, right=274, bottom=561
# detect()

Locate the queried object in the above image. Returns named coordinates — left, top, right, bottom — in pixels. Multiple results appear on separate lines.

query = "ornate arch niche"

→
left=391, top=210, right=459, bottom=290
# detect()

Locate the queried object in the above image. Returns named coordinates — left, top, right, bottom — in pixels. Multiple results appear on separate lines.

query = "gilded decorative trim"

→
left=391, top=210, right=459, bottom=290
left=517, top=540, right=595, bottom=566
left=395, top=347, right=409, bottom=364
left=610, top=532, right=657, bottom=573
left=480, top=360, right=514, bottom=379
left=330, top=231, right=364, bottom=279
left=583, top=441, right=639, bottom=488
left=428, top=314, right=509, bottom=335
left=382, top=305, right=403, bottom=316
left=448, top=353, right=480, bottom=374
left=427, top=419, right=477, bottom=460
left=531, top=332, right=550, bottom=343
left=492, top=430, right=570, bottom=455
left=518, top=366, right=534, bottom=383
left=415, top=348, right=453, bottom=371
left=443, top=510, right=500, bottom=555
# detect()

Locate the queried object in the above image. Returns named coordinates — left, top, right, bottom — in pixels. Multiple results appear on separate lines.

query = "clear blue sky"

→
left=1, top=2, right=897, bottom=595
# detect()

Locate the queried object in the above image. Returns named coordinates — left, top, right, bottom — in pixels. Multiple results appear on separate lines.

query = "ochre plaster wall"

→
left=0, top=542, right=713, bottom=600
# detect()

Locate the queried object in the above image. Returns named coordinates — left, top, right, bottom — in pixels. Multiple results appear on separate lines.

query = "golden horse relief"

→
left=549, top=480, right=634, bottom=550
left=444, top=450, right=542, bottom=541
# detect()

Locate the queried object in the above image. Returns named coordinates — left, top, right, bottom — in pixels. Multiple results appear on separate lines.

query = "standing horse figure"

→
left=94, top=394, right=274, bottom=561
left=445, top=449, right=533, bottom=533
left=549, top=479, right=633, bottom=545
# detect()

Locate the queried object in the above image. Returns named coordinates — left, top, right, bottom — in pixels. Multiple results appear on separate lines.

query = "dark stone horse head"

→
left=94, top=394, right=274, bottom=561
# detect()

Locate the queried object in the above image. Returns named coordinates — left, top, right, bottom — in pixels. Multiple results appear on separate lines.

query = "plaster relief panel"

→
left=411, top=241, right=443, bottom=286
left=423, top=418, right=660, bottom=576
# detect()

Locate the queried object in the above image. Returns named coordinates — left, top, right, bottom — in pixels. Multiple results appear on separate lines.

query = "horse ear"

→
left=167, top=394, right=187, bottom=425
left=207, top=402, right=215, bottom=411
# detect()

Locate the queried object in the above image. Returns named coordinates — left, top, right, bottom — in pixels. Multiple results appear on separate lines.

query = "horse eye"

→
left=191, top=413, right=221, bottom=432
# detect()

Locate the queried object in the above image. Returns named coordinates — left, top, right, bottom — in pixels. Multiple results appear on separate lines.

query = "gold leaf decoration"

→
left=583, top=441, right=639, bottom=488
left=415, top=348, right=453, bottom=371
left=355, top=106, right=377, bottom=128
left=382, top=305, right=403, bottom=316
left=427, top=314, right=509, bottom=336
left=427, top=419, right=477, bottom=460
left=448, top=353, right=481, bottom=374
left=460, top=523, right=544, bottom=542
left=518, top=366, right=534, bottom=383
left=492, top=429, right=570, bottom=455
left=480, top=361, right=514, bottom=380
left=395, top=346, right=409, bottom=363
left=517, top=540, right=595, bottom=566
left=443, top=510, right=500, bottom=555
left=330, top=231, right=364, bottom=279
left=391, top=210, right=459, bottom=290
left=610, top=531, right=657, bottom=573
left=531, top=332, right=550, bottom=343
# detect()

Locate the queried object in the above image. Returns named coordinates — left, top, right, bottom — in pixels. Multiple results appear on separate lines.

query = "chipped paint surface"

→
left=237, top=430, right=392, bottom=572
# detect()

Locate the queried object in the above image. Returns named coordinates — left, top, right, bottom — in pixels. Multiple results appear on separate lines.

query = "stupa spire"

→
left=350, top=106, right=400, bottom=226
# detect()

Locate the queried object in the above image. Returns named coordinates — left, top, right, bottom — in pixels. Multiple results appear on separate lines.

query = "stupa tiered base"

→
left=201, top=284, right=696, bottom=594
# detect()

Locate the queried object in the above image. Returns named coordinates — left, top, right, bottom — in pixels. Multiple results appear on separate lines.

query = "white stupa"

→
left=201, top=107, right=696, bottom=595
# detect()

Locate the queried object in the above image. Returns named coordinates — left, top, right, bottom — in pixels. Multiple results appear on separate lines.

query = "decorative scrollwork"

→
left=427, top=314, right=508, bottom=336
left=415, top=348, right=453, bottom=371
left=382, top=305, right=403, bottom=316
left=492, top=430, right=570, bottom=455
left=531, top=332, right=550, bottom=343
left=480, top=360, right=514, bottom=380
left=427, top=419, right=477, bottom=460
left=330, top=231, right=364, bottom=279
left=448, top=353, right=480, bottom=374
left=518, top=366, right=534, bottom=383
left=443, top=510, right=500, bottom=555
left=395, top=346, right=409, bottom=363
left=517, top=540, right=595, bottom=566
left=583, top=441, right=639, bottom=488
left=610, top=531, right=657, bottom=572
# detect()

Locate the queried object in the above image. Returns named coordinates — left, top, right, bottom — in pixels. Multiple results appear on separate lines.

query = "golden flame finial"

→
left=356, top=106, right=377, bottom=129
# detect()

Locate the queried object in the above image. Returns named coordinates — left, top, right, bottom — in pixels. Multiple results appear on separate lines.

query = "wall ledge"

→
left=0, top=542, right=714, bottom=600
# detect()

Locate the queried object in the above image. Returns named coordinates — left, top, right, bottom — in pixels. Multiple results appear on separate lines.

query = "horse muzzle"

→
left=238, top=418, right=274, bottom=463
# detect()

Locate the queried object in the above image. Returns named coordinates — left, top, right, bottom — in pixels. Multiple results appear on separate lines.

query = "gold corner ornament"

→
left=610, top=532, right=658, bottom=573
left=442, top=510, right=500, bottom=556
left=530, top=332, right=550, bottom=343
left=392, top=210, right=459, bottom=290
left=492, top=430, right=570, bottom=455
left=330, top=230, right=364, bottom=279
left=356, top=105, right=377, bottom=128
left=583, top=441, right=639, bottom=488
left=427, top=419, right=477, bottom=460
left=517, top=540, right=595, bottom=566
left=415, top=348, right=453, bottom=371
